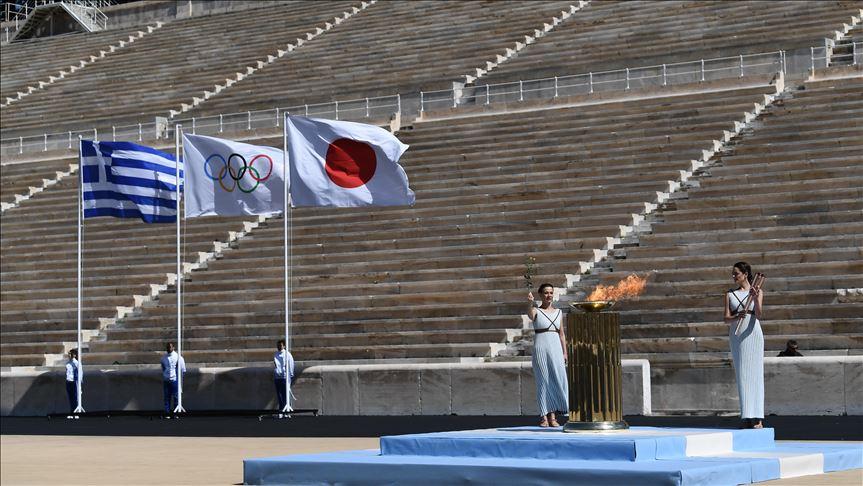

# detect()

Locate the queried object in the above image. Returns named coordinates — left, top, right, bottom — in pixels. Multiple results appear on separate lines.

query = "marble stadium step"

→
left=714, top=144, right=863, bottom=166
left=621, top=318, right=863, bottom=339
left=134, top=300, right=528, bottom=321
left=607, top=261, right=863, bottom=284
left=111, top=313, right=513, bottom=333
left=0, top=271, right=561, bottom=302
left=648, top=210, right=862, bottom=234
left=612, top=247, right=862, bottom=272
left=0, top=318, right=102, bottom=334
left=0, top=303, right=129, bottom=321
left=641, top=221, right=862, bottom=246
left=623, top=234, right=862, bottom=259
left=0, top=329, right=80, bottom=344
left=617, top=303, right=863, bottom=325
left=0, top=354, right=52, bottom=367
left=83, top=342, right=499, bottom=366
left=147, top=287, right=526, bottom=312
left=102, top=316, right=516, bottom=341
left=631, top=275, right=863, bottom=295
left=614, top=289, right=844, bottom=310
left=88, top=328, right=512, bottom=354
left=658, top=198, right=863, bottom=224
left=0, top=342, right=66, bottom=355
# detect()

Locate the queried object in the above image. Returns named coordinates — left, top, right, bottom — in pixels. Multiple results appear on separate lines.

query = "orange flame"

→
left=587, top=274, right=648, bottom=302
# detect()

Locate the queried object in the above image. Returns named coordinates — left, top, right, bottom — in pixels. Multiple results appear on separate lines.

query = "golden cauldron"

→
left=564, top=301, right=628, bottom=431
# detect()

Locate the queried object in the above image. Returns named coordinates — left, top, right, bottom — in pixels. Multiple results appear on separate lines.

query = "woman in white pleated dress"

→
left=724, top=261, right=764, bottom=429
left=528, top=283, right=569, bottom=427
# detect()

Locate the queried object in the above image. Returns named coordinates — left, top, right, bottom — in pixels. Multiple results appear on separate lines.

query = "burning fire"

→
left=587, top=274, right=648, bottom=302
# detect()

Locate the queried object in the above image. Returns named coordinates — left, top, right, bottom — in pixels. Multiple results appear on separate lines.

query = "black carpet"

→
left=2, top=415, right=861, bottom=440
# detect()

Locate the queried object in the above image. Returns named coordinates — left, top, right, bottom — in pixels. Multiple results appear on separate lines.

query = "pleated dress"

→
left=728, top=289, right=765, bottom=419
left=532, top=308, right=569, bottom=415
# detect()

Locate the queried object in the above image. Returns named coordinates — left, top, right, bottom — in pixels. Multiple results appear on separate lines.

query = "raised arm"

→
left=527, top=292, right=537, bottom=321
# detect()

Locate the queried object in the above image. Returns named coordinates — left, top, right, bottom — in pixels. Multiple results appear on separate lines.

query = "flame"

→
left=587, top=274, right=648, bottom=302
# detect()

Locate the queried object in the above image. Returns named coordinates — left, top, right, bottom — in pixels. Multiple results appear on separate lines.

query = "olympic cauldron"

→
left=564, top=300, right=628, bottom=431
left=563, top=275, right=646, bottom=431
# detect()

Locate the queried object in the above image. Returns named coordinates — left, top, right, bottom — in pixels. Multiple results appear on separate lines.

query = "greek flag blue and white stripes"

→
left=80, top=140, right=182, bottom=223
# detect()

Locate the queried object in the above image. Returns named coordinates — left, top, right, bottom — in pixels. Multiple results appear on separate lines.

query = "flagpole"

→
left=75, top=136, right=84, bottom=415
left=174, top=124, right=186, bottom=414
left=282, top=114, right=292, bottom=414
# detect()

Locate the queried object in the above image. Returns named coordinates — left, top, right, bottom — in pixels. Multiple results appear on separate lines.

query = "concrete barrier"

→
left=9, top=357, right=858, bottom=416
left=650, top=356, right=863, bottom=415
left=1, top=360, right=652, bottom=416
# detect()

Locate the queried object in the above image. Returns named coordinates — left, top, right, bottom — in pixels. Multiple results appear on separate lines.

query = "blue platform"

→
left=244, top=426, right=863, bottom=485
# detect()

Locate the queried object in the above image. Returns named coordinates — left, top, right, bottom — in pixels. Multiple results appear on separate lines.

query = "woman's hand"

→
left=528, top=291, right=534, bottom=302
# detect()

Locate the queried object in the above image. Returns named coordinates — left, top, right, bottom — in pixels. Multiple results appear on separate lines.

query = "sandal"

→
left=549, top=418, right=560, bottom=427
left=539, top=417, right=549, bottom=427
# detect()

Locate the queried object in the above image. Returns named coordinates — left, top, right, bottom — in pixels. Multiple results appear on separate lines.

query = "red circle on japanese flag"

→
left=325, top=138, right=377, bottom=188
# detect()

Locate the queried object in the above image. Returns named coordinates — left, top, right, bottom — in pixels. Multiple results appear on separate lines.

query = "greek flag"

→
left=80, top=140, right=182, bottom=223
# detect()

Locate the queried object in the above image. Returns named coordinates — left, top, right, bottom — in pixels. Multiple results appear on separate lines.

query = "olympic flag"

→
left=182, top=134, right=285, bottom=217
left=285, top=115, right=414, bottom=207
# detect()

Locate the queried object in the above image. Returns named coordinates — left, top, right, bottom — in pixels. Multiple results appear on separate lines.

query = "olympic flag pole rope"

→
left=282, top=114, right=293, bottom=414
left=74, top=136, right=85, bottom=414
left=174, top=125, right=186, bottom=414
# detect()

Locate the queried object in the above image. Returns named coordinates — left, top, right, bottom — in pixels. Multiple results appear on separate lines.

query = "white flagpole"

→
left=75, top=136, right=85, bottom=414
left=282, top=114, right=292, bottom=414
left=174, top=125, right=186, bottom=414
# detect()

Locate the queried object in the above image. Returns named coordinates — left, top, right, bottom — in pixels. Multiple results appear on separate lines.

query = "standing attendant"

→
left=724, top=262, right=764, bottom=429
left=528, top=283, right=569, bottom=427
left=160, top=342, right=186, bottom=415
left=274, top=339, right=295, bottom=411
left=65, top=349, right=82, bottom=417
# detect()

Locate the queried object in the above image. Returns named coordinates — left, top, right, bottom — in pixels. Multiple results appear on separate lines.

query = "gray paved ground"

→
left=2, top=435, right=861, bottom=485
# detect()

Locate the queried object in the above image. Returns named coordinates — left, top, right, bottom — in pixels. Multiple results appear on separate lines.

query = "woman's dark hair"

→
left=70, top=349, right=78, bottom=359
left=277, top=339, right=286, bottom=348
left=733, top=261, right=754, bottom=284
left=537, top=283, right=554, bottom=294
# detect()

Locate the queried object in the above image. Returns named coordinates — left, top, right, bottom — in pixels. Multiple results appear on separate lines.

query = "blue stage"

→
left=244, top=426, right=863, bottom=485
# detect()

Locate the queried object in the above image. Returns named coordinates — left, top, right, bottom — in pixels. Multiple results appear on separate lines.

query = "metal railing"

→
left=1, top=95, right=403, bottom=155
left=1, top=43, right=855, bottom=157
left=810, top=41, right=862, bottom=69
left=62, top=0, right=108, bottom=31
left=419, top=51, right=788, bottom=112
left=167, top=94, right=402, bottom=139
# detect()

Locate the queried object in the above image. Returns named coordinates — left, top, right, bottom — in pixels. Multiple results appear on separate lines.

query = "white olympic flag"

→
left=183, top=134, right=285, bottom=217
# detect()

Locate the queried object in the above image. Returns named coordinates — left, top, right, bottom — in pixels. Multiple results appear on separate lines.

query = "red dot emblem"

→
left=325, top=138, right=377, bottom=188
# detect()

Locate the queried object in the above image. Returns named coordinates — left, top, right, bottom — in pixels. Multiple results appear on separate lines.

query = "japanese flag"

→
left=285, top=115, right=414, bottom=207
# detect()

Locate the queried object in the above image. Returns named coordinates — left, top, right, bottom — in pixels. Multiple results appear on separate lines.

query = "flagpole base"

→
left=173, top=405, right=186, bottom=413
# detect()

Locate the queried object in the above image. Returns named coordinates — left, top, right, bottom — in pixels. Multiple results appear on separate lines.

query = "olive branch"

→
left=523, top=256, right=536, bottom=290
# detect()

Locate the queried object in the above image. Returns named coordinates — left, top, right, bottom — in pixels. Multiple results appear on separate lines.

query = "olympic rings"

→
left=204, top=153, right=273, bottom=193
